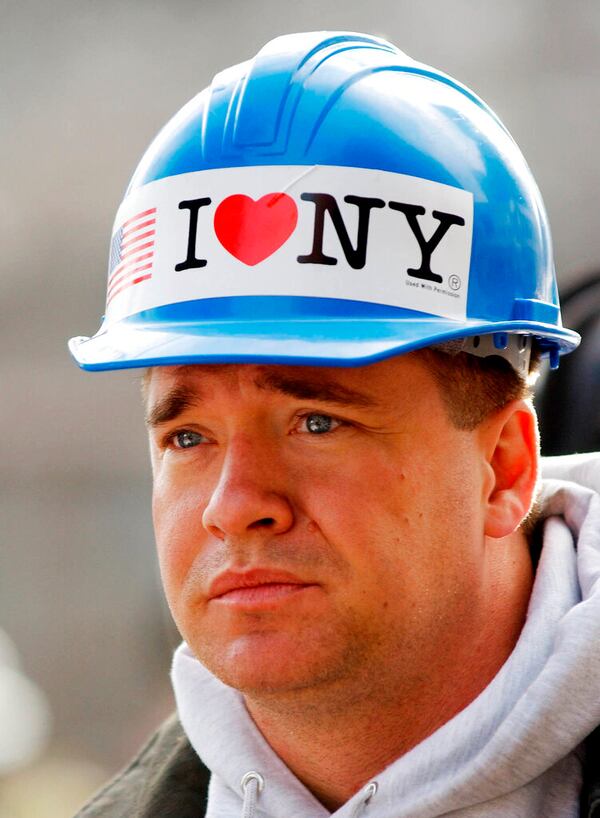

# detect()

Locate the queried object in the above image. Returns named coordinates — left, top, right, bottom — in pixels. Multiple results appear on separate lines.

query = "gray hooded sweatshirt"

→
left=172, top=453, right=600, bottom=818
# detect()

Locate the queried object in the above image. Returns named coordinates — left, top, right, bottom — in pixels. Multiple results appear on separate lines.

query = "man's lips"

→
left=207, top=568, right=316, bottom=601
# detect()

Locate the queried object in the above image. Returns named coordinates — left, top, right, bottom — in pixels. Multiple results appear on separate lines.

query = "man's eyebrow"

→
left=144, top=368, right=377, bottom=427
left=145, top=386, right=201, bottom=427
left=254, top=371, right=377, bottom=408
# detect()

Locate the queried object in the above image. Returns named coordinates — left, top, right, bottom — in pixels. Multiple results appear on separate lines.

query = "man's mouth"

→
left=207, top=568, right=317, bottom=605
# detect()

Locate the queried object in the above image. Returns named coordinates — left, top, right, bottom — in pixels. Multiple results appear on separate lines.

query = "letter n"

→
left=297, top=194, right=385, bottom=269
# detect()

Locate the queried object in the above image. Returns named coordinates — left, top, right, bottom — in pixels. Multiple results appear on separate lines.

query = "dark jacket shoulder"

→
left=582, top=723, right=600, bottom=818
left=74, top=714, right=209, bottom=818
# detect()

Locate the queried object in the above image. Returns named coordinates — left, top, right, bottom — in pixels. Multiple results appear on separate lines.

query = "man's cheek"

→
left=153, top=472, right=206, bottom=541
left=154, top=498, right=201, bottom=595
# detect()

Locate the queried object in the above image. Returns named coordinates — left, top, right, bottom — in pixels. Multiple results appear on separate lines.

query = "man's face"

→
left=147, top=355, right=490, bottom=699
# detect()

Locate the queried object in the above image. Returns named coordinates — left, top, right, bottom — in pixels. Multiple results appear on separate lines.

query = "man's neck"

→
left=245, top=531, right=534, bottom=810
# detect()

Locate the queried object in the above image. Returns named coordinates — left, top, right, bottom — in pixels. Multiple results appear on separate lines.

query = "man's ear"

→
left=478, top=400, right=539, bottom=539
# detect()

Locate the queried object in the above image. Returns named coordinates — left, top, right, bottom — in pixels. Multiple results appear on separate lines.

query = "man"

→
left=70, top=32, right=600, bottom=817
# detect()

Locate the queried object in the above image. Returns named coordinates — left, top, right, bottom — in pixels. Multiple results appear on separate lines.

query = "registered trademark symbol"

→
left=449, top=275, right=461, bottom=291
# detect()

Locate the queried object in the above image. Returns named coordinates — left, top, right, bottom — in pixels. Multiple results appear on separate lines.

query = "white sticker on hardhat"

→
left=104, top=165, right=473, bottom=324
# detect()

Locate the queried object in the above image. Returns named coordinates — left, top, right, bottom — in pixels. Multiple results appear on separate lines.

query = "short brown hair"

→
left=417, top=346, right=541, bottom=431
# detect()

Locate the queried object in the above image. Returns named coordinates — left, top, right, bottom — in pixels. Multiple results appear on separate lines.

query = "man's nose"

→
left=201, top=438, right=294, bottom=540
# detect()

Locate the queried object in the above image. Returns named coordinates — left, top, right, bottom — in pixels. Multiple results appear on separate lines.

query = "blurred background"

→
left=1, top=0, right=599, bottom=815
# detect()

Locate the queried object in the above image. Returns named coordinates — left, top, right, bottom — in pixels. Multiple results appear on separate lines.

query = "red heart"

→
left=214, top=193, right=298, bottom=266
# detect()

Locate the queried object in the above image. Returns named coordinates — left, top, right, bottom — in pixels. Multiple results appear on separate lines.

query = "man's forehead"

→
left=144, top=352, right=423, bottom=390
left=142, top=359, right=437, bottom=430
left=145, top=362, right=386, bottom=407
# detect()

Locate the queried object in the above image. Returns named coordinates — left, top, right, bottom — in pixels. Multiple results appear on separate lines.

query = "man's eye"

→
left=299, top=413, right=341, bottom=434
left=172, top=430, right=205, bottom=449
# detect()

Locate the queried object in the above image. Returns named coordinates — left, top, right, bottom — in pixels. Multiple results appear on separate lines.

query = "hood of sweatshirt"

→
left=172, top=453, right=600, bottom=818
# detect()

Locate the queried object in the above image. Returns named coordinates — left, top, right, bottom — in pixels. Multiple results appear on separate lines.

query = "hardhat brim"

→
left=69, top=297, right=580, bottom=371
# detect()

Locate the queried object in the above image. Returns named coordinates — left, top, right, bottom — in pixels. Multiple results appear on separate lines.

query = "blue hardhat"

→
left=69, top=31, right=579, bottom=373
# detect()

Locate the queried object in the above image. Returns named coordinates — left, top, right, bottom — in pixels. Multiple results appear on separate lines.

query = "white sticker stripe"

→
left=105, top=165, right=473, bottom=325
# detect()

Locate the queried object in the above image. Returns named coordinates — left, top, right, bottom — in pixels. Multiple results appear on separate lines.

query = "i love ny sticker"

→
left=106, top=165, right=473, bottom=323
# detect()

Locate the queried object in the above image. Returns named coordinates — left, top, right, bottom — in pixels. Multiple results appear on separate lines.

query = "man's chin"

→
left=192, top=631, right=352, bottom=698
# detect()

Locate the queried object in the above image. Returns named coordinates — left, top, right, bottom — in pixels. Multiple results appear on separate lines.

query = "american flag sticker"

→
left=106, top=207, right=156, bottom=305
